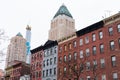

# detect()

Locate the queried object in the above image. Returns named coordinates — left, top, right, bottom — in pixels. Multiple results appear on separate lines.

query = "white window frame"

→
left=102, top=74, right=106, bottom=80
left=92, top=33, right=96, bottom=41
left=80, top=39, right=83, bottom=46
left=80, top=50, right=83, bottom=58
left=99, top=31, right=103, bottom=39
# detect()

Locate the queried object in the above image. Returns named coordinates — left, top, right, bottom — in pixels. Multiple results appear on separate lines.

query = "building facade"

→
left=42, top=40, right=58, bottom=80
left=57, top=12, right=120, bottom=80
left=48, top=4, right=76, bottom=41
left=5, top=61, right=30, bottom=80
left=6, top=33, right=27, bottom=67
left=31, top=45, right=44, bottom=80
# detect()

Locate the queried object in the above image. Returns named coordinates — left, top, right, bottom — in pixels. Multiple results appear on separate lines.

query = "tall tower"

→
left=26, top=25, right=31, bottom=64
left=49, top=4, right=76, bottom=41
left=6, top=32, right=26, bottom=67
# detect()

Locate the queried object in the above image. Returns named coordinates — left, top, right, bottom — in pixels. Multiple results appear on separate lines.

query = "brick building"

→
left=31, top=46, right=44, bottom=80
left=5, top=60, right=30, bottom=80
left=57, top=12, right=120, bottom=80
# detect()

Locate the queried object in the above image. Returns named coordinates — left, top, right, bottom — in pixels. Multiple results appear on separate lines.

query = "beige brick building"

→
left=6, top=32, right=26, bottom=67
left=49, top=4, right=76, bottom=41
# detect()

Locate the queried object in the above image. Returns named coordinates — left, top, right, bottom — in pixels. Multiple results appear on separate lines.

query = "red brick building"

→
left=57, top=12, right=120, bottom=80
left=31, top=46, right=43, bottom=80
left=5, top=60, right=30, bottom=80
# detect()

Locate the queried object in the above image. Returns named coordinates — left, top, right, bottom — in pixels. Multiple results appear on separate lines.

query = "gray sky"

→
left=0, top=0, right=120, bottom=70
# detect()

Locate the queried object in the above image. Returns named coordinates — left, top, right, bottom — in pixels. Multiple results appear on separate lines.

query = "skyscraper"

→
left=26, top=25, right=31, bottom=64
left=6, top=32, right=26, bottom=67
left=48, top=4, right=76, bottom=41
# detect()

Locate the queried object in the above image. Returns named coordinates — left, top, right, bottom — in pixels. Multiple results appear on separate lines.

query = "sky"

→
left=0, top=0, right=120, bottom=70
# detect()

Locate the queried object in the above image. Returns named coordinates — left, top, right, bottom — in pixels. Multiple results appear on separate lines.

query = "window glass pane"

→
left=117, top=24, right=120, bottom=32
left=73, top=41, right=77, bottom=47
left=86, top=48, right=90, bottom=57
left=85, top=36, right=89, bottom=44
left=80, top=39, right=83, bottom=46
left=93, top=46, right=96, bottom=55
left=102, top=74, right=106, bottom=80
left=100, top=44, right=104, bottom=53
left=110, top=41, right=115, bottom=50
left=99, top=31, right=103, bottom=39
left=113, top=73, right=118, bottom=79
left=80, top=50, right=83, bottom=58
left=64, top=55, right=66, bottom=62
left=92, top=34, right=96, bottom=41
left=109, top=27, right=113, bottom=35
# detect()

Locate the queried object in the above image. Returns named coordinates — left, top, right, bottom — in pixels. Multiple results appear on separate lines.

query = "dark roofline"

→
left=31, top=45, right=43, bottom=54
left=76, top=20, right=104, bottom=37
left=43, top=40, right=58, bottom=50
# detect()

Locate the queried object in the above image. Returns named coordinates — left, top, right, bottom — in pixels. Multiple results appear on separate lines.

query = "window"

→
left=59, top=68, right=62, bottom=75
left=80, top=78, right=84, bottom=80
left=117, top=24, right=120, bottom=32
left=80, top=39, right=83, bottom=46
left=73, top=41, right=77, bottom=48
left=85, top=36, right=89, bottom=44
left=118, top=38, right=120, bottom=47
left=68, top=54, right=71, bottom=61
left=86, top=62, right=90, bottom=70
left=102, top=74, right=106, bottom=80
left=111, top=56, right=116, bottom=67
left=64, top=45, right=67, bottom=51
left=44, top=50, right=47, bottom=57
left=49, top=69, right=52, bottom=75
left=47, top=59, right=49, bottom=66
left=74, top=52, right=77, bottom=60
left=92, top=33, right=96, bottom=41
left=54, top=68, right=56, bottom=75
left=64, top=55, right=67, bottom=62
left=99, top=31, right=103, bottom=39
left=47, top=49, right=50, bottom=56
left=93, top=60, right=97, bottom=69
left=54, top=47, right=57, bottom=53
left=109, top=27, right=113, bottom=35
left=59, top=47, right=62, bottom=53
left=50, top=48, right=53, bottom=54
left=59, top=57, right=62, bottom=63
left=92, top=46, right=96, bottom=55
left=64, top=67, right=67, bottom=73
left=113, top=72, right=118, bottom=80
left=100, top=44, right=104, bottom=53
left=100, top=58, right=105, bottom=68
left=43, top=60, right=45, bottom=67
left=54, top=57, right=56, bottom=64
left=86, top=48, right=90, bottom=57
left=110, top=41, right=115, bottom=50
left=87, top=76, right=91, bottom=80
left=74, top=65, right=77, bottom=71
left=80, top=50, right=83, bottom=58
left=50, top=58, right=52, bottom=65
left=68, top=43, right=72, bottom=50
left=46, top=70, right=48, bottom=76
left=43, top=70, right=45, bottom=77
left=80, top=63, right=84, bottom=72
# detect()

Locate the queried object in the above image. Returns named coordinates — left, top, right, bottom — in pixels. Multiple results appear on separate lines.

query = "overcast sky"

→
left=0, top=0, right=120, bottom=70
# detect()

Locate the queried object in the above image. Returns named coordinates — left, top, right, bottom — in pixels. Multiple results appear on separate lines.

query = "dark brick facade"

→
left=31, top=46, right=43, bottom=80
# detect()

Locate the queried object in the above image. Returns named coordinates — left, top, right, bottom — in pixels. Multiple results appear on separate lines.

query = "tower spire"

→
left=26, top=25, right=31, bottom=64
